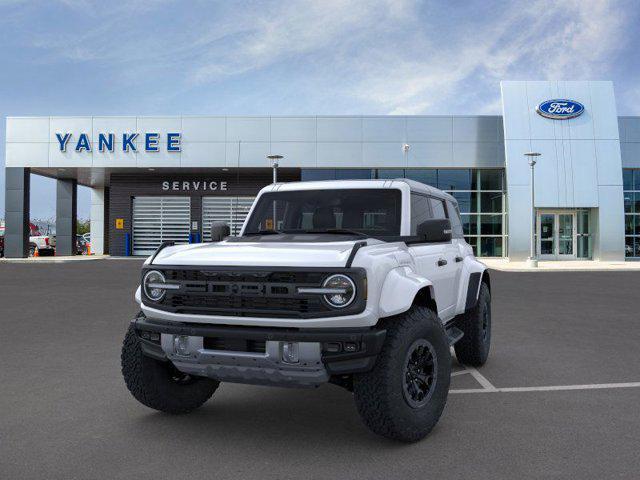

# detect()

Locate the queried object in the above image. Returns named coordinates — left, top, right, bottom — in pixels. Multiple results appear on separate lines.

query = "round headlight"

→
left=143, top=270, right=166, bottom=302
left=322, top=274, right=356, bottom=308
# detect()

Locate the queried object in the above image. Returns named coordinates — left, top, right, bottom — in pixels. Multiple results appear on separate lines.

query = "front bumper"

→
left=133, top=314, right=386, bottom=388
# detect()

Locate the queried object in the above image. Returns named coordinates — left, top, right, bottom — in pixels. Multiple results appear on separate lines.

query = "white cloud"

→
left=9, top=0, right=634, bottom=114
left=347, top=0, right=629, bottom=113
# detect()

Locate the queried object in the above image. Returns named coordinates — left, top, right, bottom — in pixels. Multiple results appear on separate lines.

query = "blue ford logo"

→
left=536, top=99, right=584, bottom=120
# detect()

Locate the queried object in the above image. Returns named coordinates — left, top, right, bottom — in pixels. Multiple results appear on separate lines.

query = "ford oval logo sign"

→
left=536, top=99, right=584, bottom=120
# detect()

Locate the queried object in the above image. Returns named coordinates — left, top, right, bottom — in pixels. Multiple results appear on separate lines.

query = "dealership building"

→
left=4, top=80, right=640, bottom=261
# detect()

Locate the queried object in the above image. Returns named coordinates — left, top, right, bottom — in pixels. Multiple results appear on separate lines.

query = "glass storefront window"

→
left=480, top=215, right=502, bottom=235
left=450, top=192, right=473, bottom=213
left=437, top=169, right=472, bottom=190
left=480, top=170, right=503, bottom=190
left=378, top=169, right=405, bottom=179
left=301, top=169, right=336, bottom=181
left=302, top=169, right=374, bottom=181
left=461, top=215, right=477, bottom=235
left=480, top=192, right=502, bottom=213
left=623, top=169, right=634, bottom=190
left=625, top=237, right=637, bottom=258
left=335, top=169, right=373, bottom=179
left=625, top=215, right=634, bottom=235
left=405, top=169, right=437, bottom=186
left=623, top=169, right=640, bottom=260
left=480, top=237, right=502, bottom=257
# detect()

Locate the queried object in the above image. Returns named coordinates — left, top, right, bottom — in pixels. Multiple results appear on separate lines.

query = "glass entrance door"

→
left=539, top=213, right=555, bottom=256
left=537, top=211, right=577, bottom=260
left=557, top=214, right=574, bottom=257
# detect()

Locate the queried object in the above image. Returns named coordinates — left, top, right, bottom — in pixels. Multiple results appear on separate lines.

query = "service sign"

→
left=536, top=99, right=584, bottom=120
left=55, top=132, right=181, bottom=152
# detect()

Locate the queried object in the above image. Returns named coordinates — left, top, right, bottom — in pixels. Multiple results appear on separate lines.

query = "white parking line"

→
left=450, top=382, right=640, bottom=394
left=464, top=366, right=498, bottom=391
left=450, top=360, right=498, bottom=390
left=450, top=360, right=640, bottom=394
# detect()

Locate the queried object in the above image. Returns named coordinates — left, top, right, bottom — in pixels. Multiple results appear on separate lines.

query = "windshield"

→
left=243, top=189, right=402, bottom=238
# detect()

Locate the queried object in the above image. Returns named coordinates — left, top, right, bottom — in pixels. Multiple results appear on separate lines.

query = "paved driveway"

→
left=1, top=261, right=639, bottom=479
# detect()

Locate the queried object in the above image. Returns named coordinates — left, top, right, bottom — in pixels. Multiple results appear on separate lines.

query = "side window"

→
left=429, top=197, right=447, bottom=220
left=410, top=194, right=432, bottom=234
left=446, top=200, right=464, bottom=238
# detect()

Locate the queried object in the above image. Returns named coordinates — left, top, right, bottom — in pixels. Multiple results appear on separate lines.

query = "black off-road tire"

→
left=454, top=282, right=491, bottom=367
left=353, top=306, right=451, bottom=442
left=121, top=325, right=219, bottom=414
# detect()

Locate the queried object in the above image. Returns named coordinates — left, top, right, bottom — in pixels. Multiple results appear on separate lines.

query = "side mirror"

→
left=210, top=221, right=230, bottom=242
left=417, top=219, right=452, bottom=243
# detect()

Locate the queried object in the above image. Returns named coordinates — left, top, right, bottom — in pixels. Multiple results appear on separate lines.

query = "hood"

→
left=151, top=239, right=384, bottom=268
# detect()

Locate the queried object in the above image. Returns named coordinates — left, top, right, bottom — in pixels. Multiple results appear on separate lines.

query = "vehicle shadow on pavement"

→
left=124, top=382, right=435, bottom=448
left=122, top=357, right=481, bottom=451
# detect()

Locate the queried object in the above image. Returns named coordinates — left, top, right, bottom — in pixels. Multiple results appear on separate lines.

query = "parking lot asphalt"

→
left=1, top=260, right=639, bottom=479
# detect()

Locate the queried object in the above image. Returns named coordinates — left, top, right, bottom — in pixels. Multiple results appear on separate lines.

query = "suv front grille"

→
left=145, top=267, right=366, bottom=319
left=168, top=293, right=321, bottom=318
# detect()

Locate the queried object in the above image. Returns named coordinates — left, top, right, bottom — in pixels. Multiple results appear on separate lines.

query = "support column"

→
left=55, top=179, right=77, bottom=256
left=4, top=168, right=30, bottom=258
left=90, top=187, right=105, bottom=255
left=104, top=187, right=110, bottom=254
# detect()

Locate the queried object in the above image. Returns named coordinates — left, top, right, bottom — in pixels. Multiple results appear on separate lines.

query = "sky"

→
left=1, top=0, right=639, bottom=220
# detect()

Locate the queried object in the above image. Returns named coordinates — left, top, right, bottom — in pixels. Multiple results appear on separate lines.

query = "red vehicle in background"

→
left=29, top=223, right=56, bottom=256
left=0, top=223, right=59, bottom=257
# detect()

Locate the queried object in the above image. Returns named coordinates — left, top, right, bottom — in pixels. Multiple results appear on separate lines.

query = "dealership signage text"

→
left=55, top=132, right=181, bottom=152
left=162, top=181, right=228, bottom=191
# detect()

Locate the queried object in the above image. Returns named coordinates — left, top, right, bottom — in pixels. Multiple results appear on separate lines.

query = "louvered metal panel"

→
left=202, top=196, right=255, bottom=240
left=132, top=196, right=191, bottom=256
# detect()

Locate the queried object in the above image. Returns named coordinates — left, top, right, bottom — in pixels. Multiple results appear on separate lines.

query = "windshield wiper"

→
left=302, top=228, right=370, bottom=238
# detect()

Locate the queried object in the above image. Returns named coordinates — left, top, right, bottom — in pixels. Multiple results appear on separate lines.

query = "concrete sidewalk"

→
left=0, top=254, right=110, bottom=263
left=483, top=258, right=640, bottom=272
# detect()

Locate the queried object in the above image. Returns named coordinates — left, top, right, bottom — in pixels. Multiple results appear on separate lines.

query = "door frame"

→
left=536, top=210, right=578, bottom=260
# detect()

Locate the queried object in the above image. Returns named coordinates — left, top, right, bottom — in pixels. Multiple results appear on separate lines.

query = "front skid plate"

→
left=162, top=335, right=330, bottom=388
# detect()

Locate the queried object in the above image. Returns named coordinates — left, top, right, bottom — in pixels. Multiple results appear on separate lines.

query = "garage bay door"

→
left=132, top=196, right=191, bottom=256
left=202, top=196, right=255, bottom=241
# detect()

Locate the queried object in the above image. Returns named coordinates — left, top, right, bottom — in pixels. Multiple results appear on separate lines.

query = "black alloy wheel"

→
left=402, top=339, right=438, bottom=408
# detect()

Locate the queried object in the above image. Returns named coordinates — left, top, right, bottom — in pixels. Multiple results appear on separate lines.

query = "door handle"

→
left=437, top=259, right=447, bottom=267
left=455, top=256, right=463, bottom=262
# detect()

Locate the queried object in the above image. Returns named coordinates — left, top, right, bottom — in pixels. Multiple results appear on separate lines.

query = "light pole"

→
left=525, top=152, right=541, bottom=267
left=267, top=154, right=282, bottom=184
left=402, top=144, right=410, bottom=165
left=266, top=154, right=283, bottom=229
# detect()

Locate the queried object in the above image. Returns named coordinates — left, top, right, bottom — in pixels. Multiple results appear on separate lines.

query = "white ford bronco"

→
left=122, top=179, right=491, bottom=442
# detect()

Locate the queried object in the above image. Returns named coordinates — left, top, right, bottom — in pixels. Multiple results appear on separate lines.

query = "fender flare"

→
left=378, top=267, right=434, bottom=318
left=459, top=258, right=489, bottom=312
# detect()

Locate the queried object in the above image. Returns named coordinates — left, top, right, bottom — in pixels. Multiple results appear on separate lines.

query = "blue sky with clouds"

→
left=1, top=0, right=639, bottom=219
